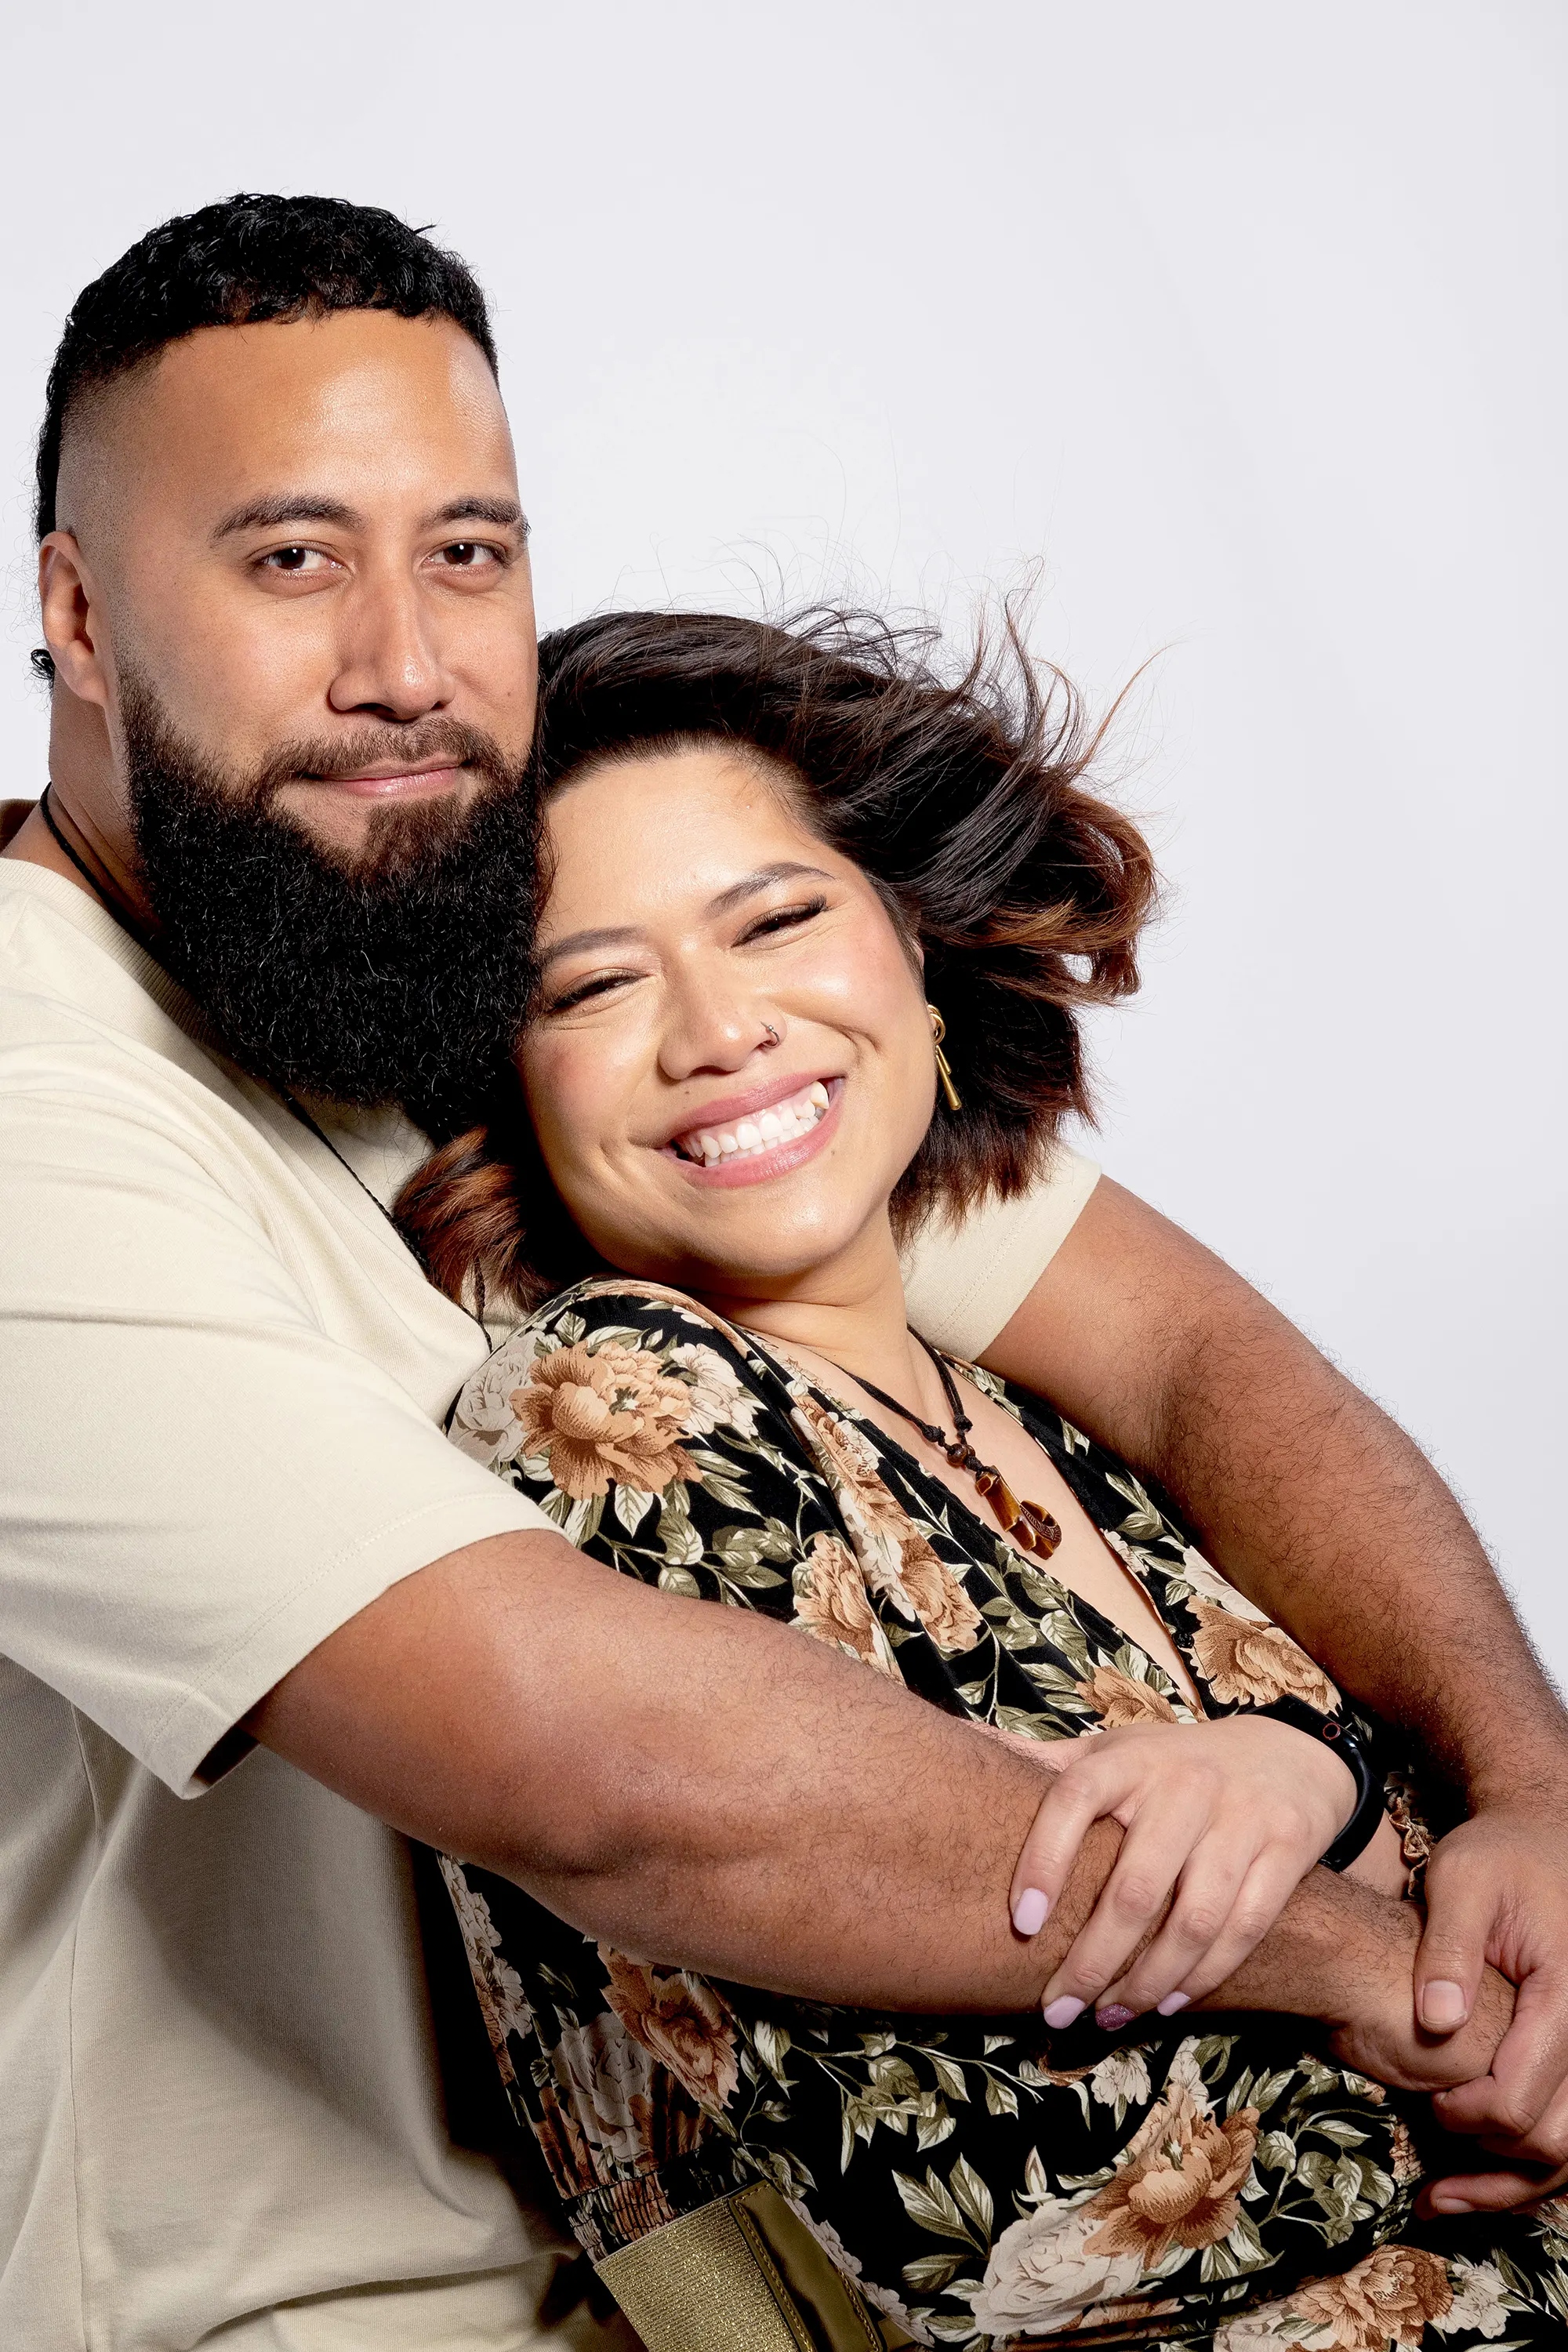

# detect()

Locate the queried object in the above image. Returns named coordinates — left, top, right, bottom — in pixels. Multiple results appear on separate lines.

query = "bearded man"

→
left=3, top=195, right=1566, bottom=2352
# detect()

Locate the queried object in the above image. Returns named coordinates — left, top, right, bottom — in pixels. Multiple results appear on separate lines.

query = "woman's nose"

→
left=657, top=978, right=776, bottom=1082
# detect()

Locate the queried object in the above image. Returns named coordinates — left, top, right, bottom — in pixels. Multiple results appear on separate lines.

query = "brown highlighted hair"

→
left=395, top=606, right=1156, bottom=1314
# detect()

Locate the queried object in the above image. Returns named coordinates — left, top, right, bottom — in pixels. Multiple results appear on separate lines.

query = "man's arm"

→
left=984, top=1174, right=1568, bottom=2196
left=249, top=1524, right=1515, bottom=2111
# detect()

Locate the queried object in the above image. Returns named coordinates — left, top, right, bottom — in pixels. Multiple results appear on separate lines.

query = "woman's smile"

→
left=662, top=1074, right=842, bottom=1185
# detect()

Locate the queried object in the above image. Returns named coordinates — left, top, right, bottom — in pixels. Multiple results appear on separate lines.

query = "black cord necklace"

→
left=822, top=1330, right=1063, bottom=1557
left=38, top=785, right=151, bottom=942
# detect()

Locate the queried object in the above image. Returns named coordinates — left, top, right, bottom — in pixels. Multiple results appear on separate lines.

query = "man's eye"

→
left=260, top=546, right=332, bottom=575
left=433, top=541, right=503, bottom=569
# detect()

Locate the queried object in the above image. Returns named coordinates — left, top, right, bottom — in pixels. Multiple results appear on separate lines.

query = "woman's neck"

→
left=687, top=1220, right=940, bottom=1421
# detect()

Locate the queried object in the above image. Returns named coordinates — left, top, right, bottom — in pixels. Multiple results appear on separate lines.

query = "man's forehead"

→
left=59, top=308, right=516, bottom=535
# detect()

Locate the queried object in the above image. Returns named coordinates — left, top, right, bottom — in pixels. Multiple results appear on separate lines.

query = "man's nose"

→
left=328, top=572, right=455, bottom=722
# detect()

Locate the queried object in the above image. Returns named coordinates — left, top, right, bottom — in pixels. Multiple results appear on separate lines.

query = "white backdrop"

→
left=3, top=3, right=1564, bottom=1668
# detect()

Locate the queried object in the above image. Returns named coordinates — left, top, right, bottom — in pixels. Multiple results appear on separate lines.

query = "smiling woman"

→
left=392, top=612, right=1568, bottom=2349
left=399, top=604, right=1153, bottom=1311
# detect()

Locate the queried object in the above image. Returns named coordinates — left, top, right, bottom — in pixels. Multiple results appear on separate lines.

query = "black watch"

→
left=1254, top=1694, right=1386, bottom=1872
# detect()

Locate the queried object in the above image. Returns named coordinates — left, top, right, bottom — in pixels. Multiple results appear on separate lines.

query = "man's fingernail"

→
left=1012, top=1887, right=1051, bottom=1936
left=1043, top=1995, right=1085, bottom=2030
left=1429, top=2191, right=1474, bottom=2215
left=1156, top=1991, right=1192, bottom=2016
left=1421, top=1979, right=1469, bottom=2031
left=1096, top=2002, right=1136, bottom=2031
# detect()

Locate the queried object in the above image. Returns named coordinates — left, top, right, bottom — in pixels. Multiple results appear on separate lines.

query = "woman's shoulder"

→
left=447, top=1276, right=779, bottom=1475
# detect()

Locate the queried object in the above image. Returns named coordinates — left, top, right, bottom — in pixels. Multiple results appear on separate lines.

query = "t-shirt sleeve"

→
left=901, top=1143, right=1100, bottom=1359
left=0, top=1094, right=552, bottom=1798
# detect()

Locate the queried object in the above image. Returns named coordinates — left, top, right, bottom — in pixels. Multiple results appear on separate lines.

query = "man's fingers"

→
left=1436, top=2061, right=1568, bottom=2176
left=1009, top=1753, right=1128, bottom=1934
left=1414, top=1849, right=1495, bottom=2034
left=1434, top=1972, right=1568, bottom=2146
left=1418, top=2160, right=1568, bottom=2218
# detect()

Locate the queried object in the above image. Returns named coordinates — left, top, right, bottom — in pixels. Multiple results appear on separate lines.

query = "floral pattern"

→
left=441, top=1279, right=1568, bottom=2348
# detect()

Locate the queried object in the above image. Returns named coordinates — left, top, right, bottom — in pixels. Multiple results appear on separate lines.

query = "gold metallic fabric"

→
left=595, top=2181, right=908, bottom=2351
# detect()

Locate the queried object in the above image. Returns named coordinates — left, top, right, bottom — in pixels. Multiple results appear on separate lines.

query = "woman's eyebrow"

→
left=706, top=862, right=833, bottom=916
left=538, top=924, right=643, bottom=968
left=540, top=865, right=833, bottom=968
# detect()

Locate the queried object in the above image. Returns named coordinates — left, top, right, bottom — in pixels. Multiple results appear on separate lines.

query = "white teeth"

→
left=676, top=1081, right=835, bottom=1166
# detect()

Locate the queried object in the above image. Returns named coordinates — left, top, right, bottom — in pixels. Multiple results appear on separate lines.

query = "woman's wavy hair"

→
left=395, top=604, right=1157, bottom=1314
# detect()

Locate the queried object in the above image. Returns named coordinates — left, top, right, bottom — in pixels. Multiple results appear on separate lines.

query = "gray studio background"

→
left=2, top=3, right=1564, bottom=1671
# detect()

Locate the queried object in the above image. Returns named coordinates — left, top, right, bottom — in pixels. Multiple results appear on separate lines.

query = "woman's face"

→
left=520, top=745, right=938, bottom=1298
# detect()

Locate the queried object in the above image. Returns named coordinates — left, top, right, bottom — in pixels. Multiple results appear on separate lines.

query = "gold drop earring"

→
left=927, top=1005, right=962, bottom=1111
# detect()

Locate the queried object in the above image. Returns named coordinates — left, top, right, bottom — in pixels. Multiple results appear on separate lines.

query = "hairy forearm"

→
left=987, top=1178, right=1568, bottom=1802
left=252, top=1531, right=1120, bottom=2009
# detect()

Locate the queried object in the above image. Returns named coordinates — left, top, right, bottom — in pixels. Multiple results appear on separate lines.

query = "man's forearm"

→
left=250, top=1530, right=1111, bottom=2010
left=986, top=1178, right=1568, bottom=1802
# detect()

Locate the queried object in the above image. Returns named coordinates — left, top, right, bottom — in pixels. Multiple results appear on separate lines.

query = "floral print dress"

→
left=440, top=1279, right=1568, bottom=2351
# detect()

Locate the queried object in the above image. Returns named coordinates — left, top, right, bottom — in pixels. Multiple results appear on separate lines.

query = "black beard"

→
left=122, top=673, right=538, bottom=1134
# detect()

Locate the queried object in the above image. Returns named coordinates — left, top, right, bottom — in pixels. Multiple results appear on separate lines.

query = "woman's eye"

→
left=259, top=545, right=333, bottom=575
left=545, top=970, right=640, bottom=1014
left=737, top=895, right=829, bottom=946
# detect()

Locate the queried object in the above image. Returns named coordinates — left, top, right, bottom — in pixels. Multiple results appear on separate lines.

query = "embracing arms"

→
left=250, top=1526, right=1508, bottom=2101
left=986, top=1174, right=1568, bottom=2205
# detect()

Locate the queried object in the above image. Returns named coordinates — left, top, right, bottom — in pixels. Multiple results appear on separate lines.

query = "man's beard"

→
left=122, top=670, right=539, bottom=1134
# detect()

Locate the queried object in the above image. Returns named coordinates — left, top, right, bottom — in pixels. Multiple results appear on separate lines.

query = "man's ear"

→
left=38, top=532, right=111, bottom=709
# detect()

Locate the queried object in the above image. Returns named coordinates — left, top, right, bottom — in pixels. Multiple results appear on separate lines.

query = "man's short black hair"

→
left=32, top=192, right=499, bottom=681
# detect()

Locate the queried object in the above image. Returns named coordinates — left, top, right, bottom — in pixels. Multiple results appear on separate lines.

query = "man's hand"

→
left=1411, top=1794, right=1568, bottom=2215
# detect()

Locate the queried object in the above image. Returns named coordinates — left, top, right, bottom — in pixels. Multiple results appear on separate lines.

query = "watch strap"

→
left=1254, top=1693, right=1386, bottom=1872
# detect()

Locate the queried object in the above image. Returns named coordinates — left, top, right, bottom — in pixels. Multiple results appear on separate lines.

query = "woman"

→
left=399, top=612, right=1566, bottom=2349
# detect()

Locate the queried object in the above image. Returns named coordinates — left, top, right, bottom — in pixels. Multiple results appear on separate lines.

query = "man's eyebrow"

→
left=210, top=493, right=528, bottom=542
left=426, top=495, right=528, bottom=533
left=212, top=494, right=366, bottom=541
left=539, top=866, right=832, bottom=968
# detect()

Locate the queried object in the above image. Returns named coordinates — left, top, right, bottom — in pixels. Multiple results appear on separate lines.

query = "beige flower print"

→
left=600, top=1948, right=739, bottom=2113
left=1078, top=1663, right=1180, bottom=1727
left=437, top=1858, right=532, bottom=2078
left=970, top=2194, right=1147, bottom=2339
left=1080, top=2079, right=1259, bottom=2269
left=514, top=1342, right=696, bottom=1500
left=671, top=1340, right=764, bottom=1439
left=1290, top=2243, right=1454, bottom=2348
left=791, top=1534, right=901, bottom=1679
left=791, top=1392, right=982, bottom=1653
left=1189, top=1600, right=1338, bottom=1711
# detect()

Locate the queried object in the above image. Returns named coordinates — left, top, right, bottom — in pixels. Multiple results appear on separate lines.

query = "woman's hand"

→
left=1007, top=1715, right=1372, bottom=2027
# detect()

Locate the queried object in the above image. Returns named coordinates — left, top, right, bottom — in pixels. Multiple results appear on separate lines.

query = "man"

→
left=2, top=194, right=1565, bottom=2351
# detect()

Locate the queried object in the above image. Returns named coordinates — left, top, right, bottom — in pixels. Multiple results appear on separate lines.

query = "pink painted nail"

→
left=1096, top=2002, right=1136, bottom=2031
left=1012, top=1887, right=1050, bottom=1936
left=1042, top=1995, right=1085, bottom=2030
left=1157, top=1991, right=1191, bottom=2016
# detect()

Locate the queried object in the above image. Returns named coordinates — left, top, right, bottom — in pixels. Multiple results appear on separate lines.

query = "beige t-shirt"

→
left=0, top=858, right=1098, bottom=2352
